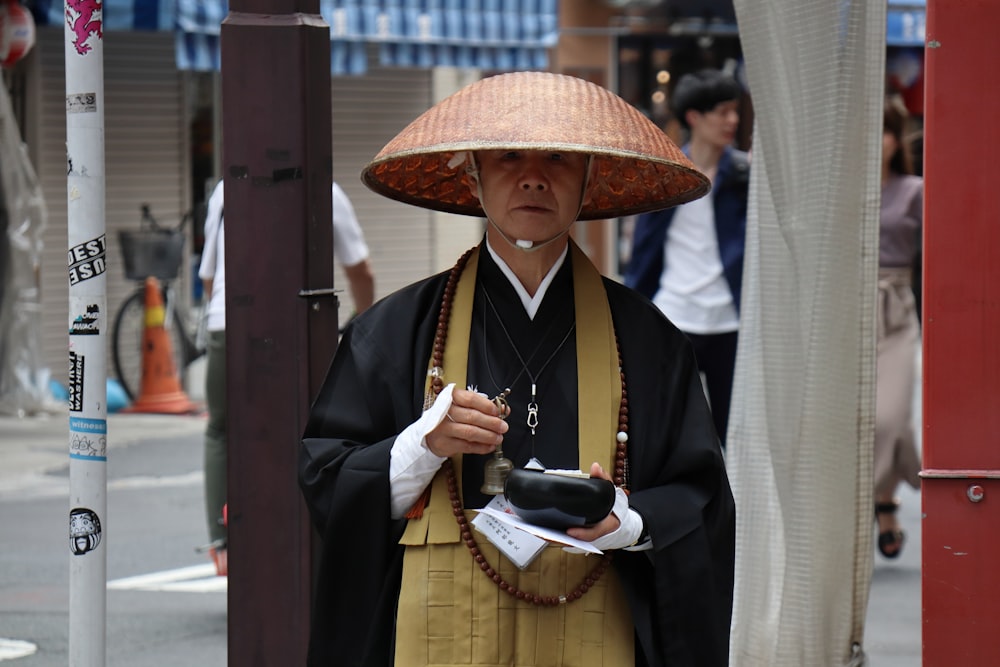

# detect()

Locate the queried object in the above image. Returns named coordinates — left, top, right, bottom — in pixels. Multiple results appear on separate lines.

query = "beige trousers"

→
left=874, top=267, right=922, bottom=497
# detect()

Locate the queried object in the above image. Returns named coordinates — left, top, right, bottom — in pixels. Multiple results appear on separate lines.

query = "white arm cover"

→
left=565, top=486, right=652, bottom=553
left=388, top=383, right=453, bottom=519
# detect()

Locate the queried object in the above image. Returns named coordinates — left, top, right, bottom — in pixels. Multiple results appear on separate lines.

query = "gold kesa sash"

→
left=396, top=242, right=633, bottom=666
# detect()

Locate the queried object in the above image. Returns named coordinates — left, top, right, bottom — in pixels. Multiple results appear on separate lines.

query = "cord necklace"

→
left=480, top=284, right=575, bottom=459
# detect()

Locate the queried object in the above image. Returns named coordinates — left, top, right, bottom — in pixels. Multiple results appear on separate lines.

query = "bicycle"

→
left=111, top=204, right=206, bottom=401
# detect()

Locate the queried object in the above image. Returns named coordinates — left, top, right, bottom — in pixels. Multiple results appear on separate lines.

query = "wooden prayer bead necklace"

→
left=430, top=247, right=631, bottom=606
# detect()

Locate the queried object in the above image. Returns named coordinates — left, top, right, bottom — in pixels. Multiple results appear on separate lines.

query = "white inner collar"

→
left=485, top=238, right=568, bottom=320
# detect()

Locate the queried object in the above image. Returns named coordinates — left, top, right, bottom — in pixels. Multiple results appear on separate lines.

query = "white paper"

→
left=543, top=469, right=590, bottom=479
left=471, top=496, right=548, bottom=569
left=477, top=506, right=604, bottom=555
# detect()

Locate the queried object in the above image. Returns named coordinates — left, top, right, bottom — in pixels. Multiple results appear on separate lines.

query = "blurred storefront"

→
left=604, top=0, right=926, bottom=151
left=8, top=0, right=558, bottom=388
left=582, top=0, right=926, bottom=274
left=3, top=0, right=925, bottom=389
left=557, top=1, right=750, bottom=276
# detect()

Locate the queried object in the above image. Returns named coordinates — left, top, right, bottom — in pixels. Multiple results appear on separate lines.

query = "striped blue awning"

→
left=329, top=0, right=558, bottom=73
left=41, top=0, right=558, bottom=75
left=175, top=0, right=225, bottom=71
left=191, top=0, right=558, bottom=74
left=37, top=0, right=175, bottom=31
left=886, top=0, right=925, bottom=47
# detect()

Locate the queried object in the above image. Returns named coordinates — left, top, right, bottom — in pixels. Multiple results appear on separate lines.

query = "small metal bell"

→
left=481, top=448, right=514, bottom=495
left=481, top=388, right=513, bottom=495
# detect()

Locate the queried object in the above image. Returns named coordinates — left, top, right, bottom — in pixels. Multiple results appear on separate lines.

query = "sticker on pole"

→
left=65, top=0, right=102, bottom=56
left=70, top=416, right=107, bottom=460
left=69, top=507, right=102, bottom=555
left=66, top=92, right=97, bottom=114
left=68, top=234, right=106, bottom=285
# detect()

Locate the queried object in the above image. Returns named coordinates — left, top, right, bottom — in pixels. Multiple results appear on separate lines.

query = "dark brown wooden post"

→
left=220, top=0, right=337, bottom=662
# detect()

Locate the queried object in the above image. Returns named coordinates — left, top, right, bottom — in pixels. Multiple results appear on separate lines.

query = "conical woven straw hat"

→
left=362, top=71, right=710, bottom=221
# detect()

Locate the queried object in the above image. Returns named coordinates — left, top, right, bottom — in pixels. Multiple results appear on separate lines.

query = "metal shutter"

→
left=330, top=65, right=435, bottom=317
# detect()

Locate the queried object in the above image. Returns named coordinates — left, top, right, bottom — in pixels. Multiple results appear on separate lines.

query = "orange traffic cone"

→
left=123, top=277, right=201, bottom=414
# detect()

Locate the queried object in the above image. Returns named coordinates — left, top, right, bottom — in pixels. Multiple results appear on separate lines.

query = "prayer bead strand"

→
left=430, top=248, right=631, bottom=606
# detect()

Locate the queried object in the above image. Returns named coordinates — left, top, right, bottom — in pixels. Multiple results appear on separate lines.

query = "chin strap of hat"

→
left=457, top=151, right=593, bottom=253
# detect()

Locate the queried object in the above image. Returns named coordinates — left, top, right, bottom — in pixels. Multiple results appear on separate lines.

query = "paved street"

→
left=866, top=483, right=922, bottom=666
left=865, top=350, right=924, bottom=667
left=0, top=403, right=922, bottom=665
left=0, top=409, right=226, bottom=666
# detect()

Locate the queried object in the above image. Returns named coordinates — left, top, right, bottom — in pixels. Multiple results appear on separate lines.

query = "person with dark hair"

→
left=670, top=68, right=742, bottom=121
left=624, top=68, right=749, bottom=449
left=299, top=71, right=734, bottom=667
left=873, top=95, right=922, bottom=559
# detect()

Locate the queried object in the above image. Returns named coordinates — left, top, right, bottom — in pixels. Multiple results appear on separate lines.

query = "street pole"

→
left=221, top=0, right=336, bottom=662
left=64, top=0, right=107, bottom=663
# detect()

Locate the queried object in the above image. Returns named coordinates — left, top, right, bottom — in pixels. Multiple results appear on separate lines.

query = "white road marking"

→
left=107, top=563, right=226, bottom=593
left=0, top=470, right=202, bottom=501
left=0, top=638, right=37, bottom=660
left=108, top=470, right=203, bottom=491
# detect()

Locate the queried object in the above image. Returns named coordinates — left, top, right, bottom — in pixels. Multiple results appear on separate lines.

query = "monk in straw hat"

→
left=300, top=71, right=734, bottom=667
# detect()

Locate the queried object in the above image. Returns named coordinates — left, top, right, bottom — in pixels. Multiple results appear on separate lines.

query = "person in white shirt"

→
left=332, top=181, right=375, bottom=315
left=197, top=179, right=376, bottom=575
left=625, top=69, right=750, bottom=448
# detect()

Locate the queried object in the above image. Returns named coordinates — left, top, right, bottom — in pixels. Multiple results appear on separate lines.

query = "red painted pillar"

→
left=922, top=1, right=1000, bottom=663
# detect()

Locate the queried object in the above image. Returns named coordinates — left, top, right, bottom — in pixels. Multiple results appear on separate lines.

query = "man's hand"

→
left=565, top=462, right=621, bottom=542
left=425, top=388, right=508, bottom=457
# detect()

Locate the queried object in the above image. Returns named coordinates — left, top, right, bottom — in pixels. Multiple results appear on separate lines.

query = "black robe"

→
left=299, top=247, right=735, bottom=666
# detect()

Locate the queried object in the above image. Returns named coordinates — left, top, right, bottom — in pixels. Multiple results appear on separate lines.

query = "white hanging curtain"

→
left=727, top=1, right=886, bottom=664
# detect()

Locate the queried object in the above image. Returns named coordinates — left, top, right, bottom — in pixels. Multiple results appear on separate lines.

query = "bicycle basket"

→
left=118, top=229, right=184, bottom=281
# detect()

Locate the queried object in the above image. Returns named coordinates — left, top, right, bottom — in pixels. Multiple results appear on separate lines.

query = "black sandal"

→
left=875, top=500, right=905, bottom=559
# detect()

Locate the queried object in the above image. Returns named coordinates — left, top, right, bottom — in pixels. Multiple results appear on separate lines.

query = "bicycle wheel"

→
left=175, top=302, right=206, bottom=367
left=112, top=288, right=190, bottom=401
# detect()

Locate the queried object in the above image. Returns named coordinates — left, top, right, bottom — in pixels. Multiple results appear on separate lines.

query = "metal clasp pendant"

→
left=526, top=402, right=539, bottom=436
